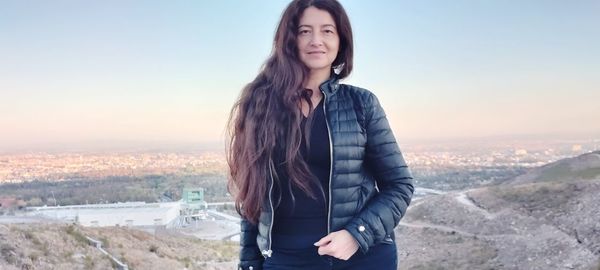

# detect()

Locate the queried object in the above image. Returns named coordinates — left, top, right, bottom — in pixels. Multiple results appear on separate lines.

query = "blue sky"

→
left=1, top=0, right=599, bottom=151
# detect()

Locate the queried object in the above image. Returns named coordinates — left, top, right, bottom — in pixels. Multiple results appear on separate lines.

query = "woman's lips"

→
left=307, top=51, right=326, bottom=58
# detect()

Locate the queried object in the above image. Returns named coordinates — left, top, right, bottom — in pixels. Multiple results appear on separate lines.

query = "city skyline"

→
left=1, top=0, right=599, bottom=151
left=3, top=137, right=597, bottom=184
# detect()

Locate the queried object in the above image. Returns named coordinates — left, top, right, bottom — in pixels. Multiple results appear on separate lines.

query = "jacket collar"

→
left=318, top=73, right=341, bottom=96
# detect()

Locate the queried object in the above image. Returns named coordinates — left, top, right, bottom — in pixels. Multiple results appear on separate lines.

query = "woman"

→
left=226, top=0, right=414, bottom=269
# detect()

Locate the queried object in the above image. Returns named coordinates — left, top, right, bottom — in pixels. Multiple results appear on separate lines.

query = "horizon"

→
left=2, top=0, right=599, bottom=151
left=2, top=131, right=599, bottom=155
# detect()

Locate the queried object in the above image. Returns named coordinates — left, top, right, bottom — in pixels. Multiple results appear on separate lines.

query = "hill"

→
left=506, top=151, right=600, bottom=184
left=0, top=222, right=237, bottom=270
left=395, top=151, right=600, bottom=269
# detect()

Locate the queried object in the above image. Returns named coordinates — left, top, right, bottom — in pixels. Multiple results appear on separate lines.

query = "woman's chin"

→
left=305, top=64, right=332, bottom=73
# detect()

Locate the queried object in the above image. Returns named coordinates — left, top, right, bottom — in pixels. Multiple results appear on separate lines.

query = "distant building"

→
left=182, top=188, right=206, bottom=210
left=27, top=201, right=182, bottom=227
left=179, top=188, right=208, bottom=226
left=24, top=187, right=210, bottom=228
left=0, top=196, right=26, bottom=210
left=515, top=149, right=528, bottom=156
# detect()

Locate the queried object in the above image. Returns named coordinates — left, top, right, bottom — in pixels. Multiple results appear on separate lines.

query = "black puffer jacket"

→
left=238, top=76, right=414, bottom=270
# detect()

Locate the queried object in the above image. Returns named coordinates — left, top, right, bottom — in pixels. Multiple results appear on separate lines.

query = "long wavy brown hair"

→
left=226, top=0, right=353, bottom=224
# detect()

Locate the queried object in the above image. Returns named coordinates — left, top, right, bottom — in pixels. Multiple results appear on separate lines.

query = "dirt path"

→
left=454, top=191, right=496, bottom=219
left=398, top=220, right=476, bottom=237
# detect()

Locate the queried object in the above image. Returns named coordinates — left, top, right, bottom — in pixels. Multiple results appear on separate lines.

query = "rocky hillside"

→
left=395, top=151, right=600, bottom=269
left=507, top=150, right=600, bottom=185
left=2, top=151, right=600, bottom=270
left=0, top=222, right=237, bottom=270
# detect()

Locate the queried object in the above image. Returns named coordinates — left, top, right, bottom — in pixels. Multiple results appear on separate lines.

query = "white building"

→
left=26, top=201, right=182, bottom=227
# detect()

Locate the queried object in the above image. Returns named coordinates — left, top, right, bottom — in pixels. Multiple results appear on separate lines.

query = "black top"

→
left=272, top=98, right=331, bottom=247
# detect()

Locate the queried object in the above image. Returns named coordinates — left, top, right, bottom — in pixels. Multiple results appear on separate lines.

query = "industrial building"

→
left=25, top=188, right=206, bottom=228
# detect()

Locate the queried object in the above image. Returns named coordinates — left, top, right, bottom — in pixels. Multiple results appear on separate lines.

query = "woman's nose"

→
left=309, top=33, right=324, bottom=47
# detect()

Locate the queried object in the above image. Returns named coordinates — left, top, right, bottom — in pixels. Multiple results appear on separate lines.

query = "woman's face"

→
left=296, top=6, right=340, bottom=73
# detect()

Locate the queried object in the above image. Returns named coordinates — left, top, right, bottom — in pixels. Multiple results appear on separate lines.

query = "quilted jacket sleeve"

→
left=238, top=217, right=264, bottom=270
left=344, top=92, right=414, bottom=254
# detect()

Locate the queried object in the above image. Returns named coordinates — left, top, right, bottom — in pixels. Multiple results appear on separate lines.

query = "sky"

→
left=1, top=0, right=599, bottom=152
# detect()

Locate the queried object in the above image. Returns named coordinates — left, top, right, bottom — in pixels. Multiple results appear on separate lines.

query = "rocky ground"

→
left=0, top=222, right=237, bottom=270
left=395, top=151, right=600, bottom=270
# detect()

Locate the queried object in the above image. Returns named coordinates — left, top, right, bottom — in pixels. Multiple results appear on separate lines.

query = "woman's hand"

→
left=314, top=229, right=359, bottom=260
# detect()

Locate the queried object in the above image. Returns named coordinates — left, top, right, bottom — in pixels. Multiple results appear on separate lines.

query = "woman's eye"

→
left=299, top=30, right=310, bottom=35
left=324, top=29, right=335, bottom=34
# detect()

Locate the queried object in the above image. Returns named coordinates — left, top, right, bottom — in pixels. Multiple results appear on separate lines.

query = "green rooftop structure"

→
left=182, top=188, right=205, bottom=210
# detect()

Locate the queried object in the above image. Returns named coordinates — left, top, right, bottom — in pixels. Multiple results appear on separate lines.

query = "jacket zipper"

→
left=321, top=89, right=333, bottom=234
left=265, top=161, right=275, bottom=258
left=264, top=85, right=333, bottom=257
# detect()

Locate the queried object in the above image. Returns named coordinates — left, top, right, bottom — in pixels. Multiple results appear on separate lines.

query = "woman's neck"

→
left=304, top=68, right=331, bottom=92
